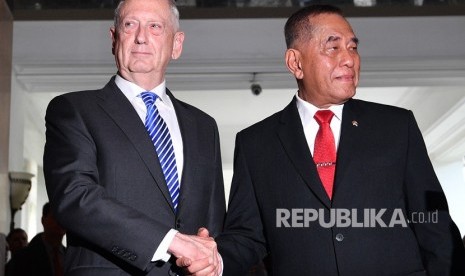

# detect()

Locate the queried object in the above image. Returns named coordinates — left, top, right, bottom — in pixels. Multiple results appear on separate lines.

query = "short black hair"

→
left=284, top=4, right=344, bottom=48
left=6, top=228, right=27, bottom=241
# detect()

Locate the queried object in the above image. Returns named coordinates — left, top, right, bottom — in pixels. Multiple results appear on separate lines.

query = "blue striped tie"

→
left=140, top=92, right=180, bottom=211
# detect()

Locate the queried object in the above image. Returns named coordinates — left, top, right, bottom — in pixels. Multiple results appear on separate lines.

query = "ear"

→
left=110, top=27, right=117, bottom=56
left=171, top=31, right=185, bottom=60
left=285, top=48, right=303, bottom=80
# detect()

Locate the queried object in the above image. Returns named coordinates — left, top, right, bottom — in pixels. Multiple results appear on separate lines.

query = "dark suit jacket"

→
left=6, top=233, right=65, bottom=276
left=217, top=98, right=465, bottom=276
left=43, top=77, right=226, bottom=275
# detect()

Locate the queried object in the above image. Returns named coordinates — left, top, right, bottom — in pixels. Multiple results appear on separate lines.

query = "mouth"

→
left=132, top=51, right=151, bottom=56
left=335, top=74, right=355, bottom=82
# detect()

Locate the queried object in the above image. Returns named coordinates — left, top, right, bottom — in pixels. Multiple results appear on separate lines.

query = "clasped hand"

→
left=169, top=228, right=221, bottom=276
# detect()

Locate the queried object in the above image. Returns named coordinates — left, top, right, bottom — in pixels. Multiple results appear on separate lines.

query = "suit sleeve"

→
left=43, top=95, right=171, bottom=272
left=404, top=111, right=465, bottom=275
left=217, top=133, right=267, bottom=276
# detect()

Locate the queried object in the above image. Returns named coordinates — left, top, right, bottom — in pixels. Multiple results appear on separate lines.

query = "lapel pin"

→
left=352, top=120, right=358, bottom=127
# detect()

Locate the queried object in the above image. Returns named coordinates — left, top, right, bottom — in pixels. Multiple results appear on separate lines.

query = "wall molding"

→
left=14, top=56, right=465, bottom=93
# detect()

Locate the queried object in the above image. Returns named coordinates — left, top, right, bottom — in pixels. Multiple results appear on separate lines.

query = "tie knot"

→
left=314, top=110, right=334, bottom=125
left=140, top=92, right=159, bottom=107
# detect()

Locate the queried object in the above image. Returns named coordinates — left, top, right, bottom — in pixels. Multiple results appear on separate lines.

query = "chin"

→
left=344, top=87, right=356, bottom=97
left=128, top=66, right=154, bottom=74
left=333, top=91, right=355, bottom=104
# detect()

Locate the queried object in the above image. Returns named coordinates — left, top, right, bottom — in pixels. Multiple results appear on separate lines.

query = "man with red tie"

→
left=216, top=4, right=465, bottom=276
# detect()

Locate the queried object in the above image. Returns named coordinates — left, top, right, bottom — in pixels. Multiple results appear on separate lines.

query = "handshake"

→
left=168, top=228, right=222, bottom=276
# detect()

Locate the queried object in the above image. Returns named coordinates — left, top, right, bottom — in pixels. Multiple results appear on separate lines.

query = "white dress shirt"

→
left=295, top=92, right=344, bottom=155
left=115, top=75, right=181, bottom=262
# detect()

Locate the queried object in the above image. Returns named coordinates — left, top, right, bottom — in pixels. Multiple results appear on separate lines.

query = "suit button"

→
left=176, top=219, right=181, bottom=229
left=335, top=233, right=344, bottom=242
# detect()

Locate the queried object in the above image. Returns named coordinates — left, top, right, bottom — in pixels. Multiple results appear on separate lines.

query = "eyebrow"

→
left=327, top=36, right=340, bottom=43
left=326, top=35, right=359, bottom=45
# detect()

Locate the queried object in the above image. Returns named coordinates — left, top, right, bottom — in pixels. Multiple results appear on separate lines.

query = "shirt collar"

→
left=295, top=91, right=344, bottom=123
left=115, top=74, right=169, bottom=103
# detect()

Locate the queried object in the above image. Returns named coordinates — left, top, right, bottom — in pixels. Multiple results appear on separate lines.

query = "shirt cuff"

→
left=218, top=252, right=224, bottom=276
left=152, top=229, right=178, bottom=262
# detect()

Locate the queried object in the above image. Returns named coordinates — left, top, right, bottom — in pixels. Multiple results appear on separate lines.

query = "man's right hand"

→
left=169, top=228, right=220, bottom=276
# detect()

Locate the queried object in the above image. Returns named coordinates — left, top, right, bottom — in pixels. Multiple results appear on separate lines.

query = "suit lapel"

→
left=333, top=99, right=363, bottom=201
left=96, top=78, right=174, bottom=211
left=277, top=98, right=331, bottom=208
left=166, top=89, right=196, bottom=215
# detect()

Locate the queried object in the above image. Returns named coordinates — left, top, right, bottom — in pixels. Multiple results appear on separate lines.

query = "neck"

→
left=298, top=90, right=330, bottom=109
left=297, top=89, right=348, bottom=109
left=119, top=71, right=164, bottom=91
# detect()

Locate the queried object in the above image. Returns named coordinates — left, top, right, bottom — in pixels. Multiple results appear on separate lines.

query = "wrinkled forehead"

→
left=117, top=0, right=178, bottom=31
left=119, top=1, right=169, bottom=19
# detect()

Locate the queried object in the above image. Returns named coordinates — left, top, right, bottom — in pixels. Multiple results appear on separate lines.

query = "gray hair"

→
left=114, top=0, right=180, bottom=32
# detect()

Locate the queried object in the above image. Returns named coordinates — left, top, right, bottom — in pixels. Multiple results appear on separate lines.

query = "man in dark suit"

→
left=5, top=228, right=28, bottom=260
left=43, top=0, right=225, bottom=275
left=216, top=5, right=465, bottom=276
left=6, top=203, right=66, bottom=276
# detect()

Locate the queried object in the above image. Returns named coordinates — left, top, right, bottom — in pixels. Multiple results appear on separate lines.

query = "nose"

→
left=135, top=25, right=147, bottom=44
left=340, top=49, right=357, bottom=68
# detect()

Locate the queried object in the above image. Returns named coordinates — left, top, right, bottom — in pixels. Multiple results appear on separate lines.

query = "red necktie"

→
left=314, top=110, right=336, bottom=199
